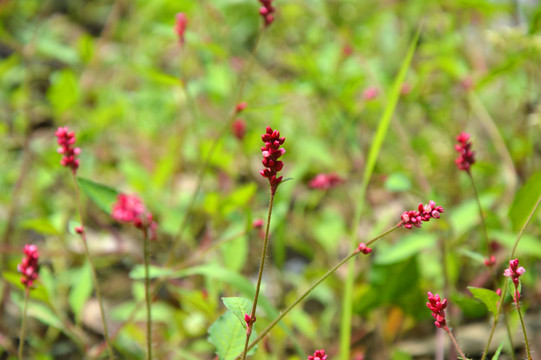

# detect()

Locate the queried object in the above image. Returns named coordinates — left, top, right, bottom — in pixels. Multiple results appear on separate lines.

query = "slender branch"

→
left=444, top=327, right=468, bottom=360
left=515, top=296, right=531, bottom=360
left=143, top=229, right=152, bottom=360
left=467, top=172, right=492, bottom=259
left=240, top=192, right=275, bottom=359
left=71, top=174, right=114, bottom=360
left=18, top=287, right=30, bottom=360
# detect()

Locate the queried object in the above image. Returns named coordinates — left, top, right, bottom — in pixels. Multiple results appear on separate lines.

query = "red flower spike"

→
left=308, top=349, right=328, bottom=360
left=55, top=126, right=80, bottom=174
left=503, top=258, right=525, bottom=299
left=309, top=173, right=344, bottom=190
left=455, top=131, right=476, bottom=173
left=426, top=291, right=448, bottom=329
left=175, top=13, right=187, bottom=46
left=258, top=0, right=275, bottom=26
left=111, top=194, right=158, bottom=239
left=17, top=244, right=40, bottom=288
left=260, top=126, right=285, bottom=195
left=400, top=201, right=444, bottom=229
left=358, top=242, right=372, bottom=255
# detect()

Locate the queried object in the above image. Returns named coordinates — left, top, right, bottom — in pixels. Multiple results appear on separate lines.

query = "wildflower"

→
left=308, top=349, right=327, bottom=360
left=17, top=245, right=40, bottom=288
left=55, top=126, right=80, bottom=174
left=75, top=225, right=84, bottom=234
left=503, top=258, right=525, bottom=286
left=235, top=102, right=247, bottom=113
left=175, top=13, right=187, bottom=45
left=232, top=119, right=246, bottom=140
left=309, top=173, right=344, bottom=190
left=112, top=194, right=158, bottom=240
left=258, top=0, right=275, bottom=27
left=455, top=132, right=475, bottom=173
left=260, top=126, right=285, bottom=195
left=357, top=242, right=372, bottom=255
left=362, top=86, right=379, bottom=101
left=426, top=292, right=448, bottom=329
left=253, top=219, right=264, bottom=229
left=400, top=201, right=444, bottom=229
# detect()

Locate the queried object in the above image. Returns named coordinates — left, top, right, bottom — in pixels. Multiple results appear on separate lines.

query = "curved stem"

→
left=238, top=225, right=401, bottom=357
left=240, top=191, right=275, bottom=359
left=143, top=229, right=152, bottom=360
left=18, top=287, right=30, bottom=360
left=71, top=174, right=114, bottom=360
left=468, top=172, right=491, bottom=259
left=444, top=327, right=468, bottom=360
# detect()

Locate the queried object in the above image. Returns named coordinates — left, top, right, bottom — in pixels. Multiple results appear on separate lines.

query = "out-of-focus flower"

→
left=455, top=132, right=475, bottom=173
left=309, top=173, right=344, bottom=190
left=484, top=255, right=496, bottom=267
left=175, top=13, right=187, bottom=45
left=55, top=126, right=80, bottom=174
left=232, top=119, right=246, bottom=140
left=260, top=126, right=285, bottom=195
left=357, top=242, right=372, bottom=255
left=17, top=245, right=40, bottom=288
left=362, top=86, right=379, bottom=101
left=112, top=194, right=158, bottom=240
left=426, top=292, right=448, bottom=329
left=400, top=201, right=444, bottom=229
left=235, top=102, right=247, bottom=113
left=258, top=0, right=275, bottom=27
left=253, top=219, right=264, bottom=229
left=308, top=349, right=327, bottom=360
left=504, top=258, right=525, bottom=286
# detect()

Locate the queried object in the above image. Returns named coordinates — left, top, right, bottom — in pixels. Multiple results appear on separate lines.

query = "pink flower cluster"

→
left=504, top=258, right=525, bottom=299
left=175, top=13, right=187, bottom=45
left=455, top=132, right=475, bottom=173
left=260, top=126, right=285, bottom=194
left=308, top=349, right=327, bottom=360
left=309, top=173, right=344, bottom=190
left=17, top=244, right=40, bottom=288
left=426, top=292, right=448, bottom=329
left=400, top=201, right=444, bottom=229
left=55, top=126, right=80, bottom=174
left=112, top=194, right=158, bottom=240
left=258, top=0, right=275, bottom=27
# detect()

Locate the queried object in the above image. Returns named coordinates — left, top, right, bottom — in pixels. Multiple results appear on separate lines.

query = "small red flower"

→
left=308, top=349, right=327, bottom=360
left=17, top=244, right=40, bottom=288
left=175, top=13, right=187, bottom=45
left=357, top=242, right=372, bottom=255
left=362, top=86, right=379, bottom=101
left=260, top=126, right=285, bottom=195
left=455, top=132, right=475, bottom=173
left=55, top=126, right=80, bottom=174
left=426, top=292, right=448, bottom=329
left=400, top=201, right=444, bottom=229
left=309, top=173, right=344, bottom=190
left=484, top=255, right=496, bottom=267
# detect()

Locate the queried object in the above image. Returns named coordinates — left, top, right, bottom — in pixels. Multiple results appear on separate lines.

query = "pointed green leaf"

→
left=77, top=177, right=119, bottom=213
left=491, top=343, right=504, bottom=360
left=468, top=287, right=500, bottom=318
left=208, top=311, right=256, bottom=359
left=68, top=261, right=93, bottom=323
left=222, top=297, right=253, bottom=329
left=509, top=172, right=541, bottom=232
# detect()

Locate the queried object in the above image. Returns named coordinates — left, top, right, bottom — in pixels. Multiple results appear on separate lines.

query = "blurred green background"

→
left=1, top=0, right=541, bottom=359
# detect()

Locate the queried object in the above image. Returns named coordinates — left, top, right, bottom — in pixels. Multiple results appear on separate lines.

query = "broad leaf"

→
left=208, top=311, right=256, bottom=359
left=468, top=287, right=500, bottom=318
left=509, top=172, right=541, bottom=232
left=222, top=297, right=253, bottom=329
left=77, top=177, right=119, bottom=213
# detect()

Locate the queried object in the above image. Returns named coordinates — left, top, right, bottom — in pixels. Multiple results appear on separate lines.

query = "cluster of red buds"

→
left=55, top=126, right=80, bottom=174
left=17, top=244, right=40, bottom=288
left=308, top=349, right=327, bottom=360
left=244, top=313, right=256, bottom=335
left=309, top=173, right=344, bottom=190
left=357, top=242, right=372, bottom=255
left=112, top=194, right=158, bottom=240
left=175, top=13, right=187, bottom=46
left=455, top=132, right=475, bottom=173
left=400, top=201, right=444, bottom=229
left=260, top=126, right=285, bottom=195
left=258, top=0, right=275, bottom=27
left=426, top=292, right=448, bottom=329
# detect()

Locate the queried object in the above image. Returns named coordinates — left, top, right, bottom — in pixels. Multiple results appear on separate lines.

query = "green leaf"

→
left=47, top=69, right=80, bottom=114
left=77, top=177, right=119, bottom=214
left=222, top=297, right=253, bottom=329
left=28, top=302, right=65, bottom=331
left=374, top=234, right=436, bottom=265
left=129, top=265, right=177, bottom=280
left=222, top=234, right=248, bottom=272
left=491, top=343, right=504, bottom=360
left=68, top=261, right=93, bottom=323
left=2, top=271, right=50, bottom=304
left=468, top=287, right=500, bottom=318
left=509, top=172, right=541, bottom=232
left=208, top=311, right=256, bottom=360
left=19, top=218, right=59, bottom=235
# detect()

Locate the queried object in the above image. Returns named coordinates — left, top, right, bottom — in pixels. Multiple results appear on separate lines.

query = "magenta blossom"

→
left=175, top=13, right=187, bottom=45
left=55, top=126, right=80, bottom=174
left=258, top=0, right=275, bottom=27
left=112, top=194, right=158, bottom=240
left=455, top=132, right=475, bottom=173
left=17, top=244, right=40, bottom=288
left=309, top=173, right=344, bottom=190
left=308, top=349, right=327, bottom=360
left=426, top=292, right=448, bottom=329
left=504, top=258, right=526, bottom=301
left=400, top=201, right=444, bottom=229
left=260, top=126, right=285, bottom=195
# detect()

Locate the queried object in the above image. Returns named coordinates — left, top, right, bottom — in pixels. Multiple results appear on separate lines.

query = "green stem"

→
left=467, top=172, right=491, bottom=259
left=444, top=326, right=468, bottom=360
left=71, top=174, right=114, bottom=360
left=18, top=287, right=30, bottom=360
left=240, top=191, right=275, bottom=360
left=143, top=229, right=152, bottom=360
left=515, top=287, right=532, bottom=360
left=238, top=225, right=401, bottom=357
left=503, top=308, right=517, bottom=360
